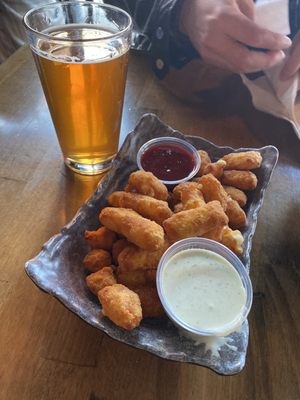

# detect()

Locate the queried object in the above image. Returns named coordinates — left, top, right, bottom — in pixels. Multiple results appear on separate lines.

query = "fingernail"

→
left=282, top=36, right=292, bottom=47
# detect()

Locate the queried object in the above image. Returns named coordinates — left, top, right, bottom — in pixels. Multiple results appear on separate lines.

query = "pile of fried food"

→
left=82, top=149, right=262, bottom=331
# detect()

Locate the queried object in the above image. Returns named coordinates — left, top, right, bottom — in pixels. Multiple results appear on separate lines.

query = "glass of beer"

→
left=23, top=1, right=132, bottom=175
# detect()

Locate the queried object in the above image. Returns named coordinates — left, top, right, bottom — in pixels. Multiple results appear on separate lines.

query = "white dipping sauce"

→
left=161, top=249, right=246, bottom=335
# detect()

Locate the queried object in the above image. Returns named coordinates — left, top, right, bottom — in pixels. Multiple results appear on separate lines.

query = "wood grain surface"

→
left=0, top=45, right=299, bottom=400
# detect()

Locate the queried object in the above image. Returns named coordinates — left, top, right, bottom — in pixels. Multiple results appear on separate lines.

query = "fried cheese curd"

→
left=202, top=159, right=227, bottom=179
left=223, top=185, right=247, bottom=207
left=196, top=150, right=211, bottom=176
left=112, top=239, right=131, bottom=265
left=225, top=198, right=247, bottom=229
left=83, top=249, right=112, bottom=272
left=198, top=174, right=247, bottom=229
left=117, top=269, right=156, bottom=289
left=99, top=207, right=165, bottom=251
left=84, top=227, right=117, bottom=250
left=98, top=284, right=142, bottom=331
left=201, top=226, right=224, bottom=242
left=86, top=266, right=116, bottom=295
left=108, top=191, right=173, bottom=225
left=220, top=227, right=244, bottom=255
left=222, top=170, right=258, bottom=190
left=125, top=170, right=168, bottom=201
left=198, top=174, right=229, bottom=210
left=163, top=201, right=229, bottom=242
left=134, top=287, right=165, bottom=318
left=222, top=151, right=262, bottom=170
left=117, top=241, right=169, bottom=272
left=173, top=182, right=205, bottom=212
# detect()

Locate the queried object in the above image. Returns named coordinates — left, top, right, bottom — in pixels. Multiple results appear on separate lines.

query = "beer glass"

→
left=24, top=1, right=132, bottom=175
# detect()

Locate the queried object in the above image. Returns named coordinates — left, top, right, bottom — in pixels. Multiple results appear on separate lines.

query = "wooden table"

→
left=0, top=45, right=299, bottom=400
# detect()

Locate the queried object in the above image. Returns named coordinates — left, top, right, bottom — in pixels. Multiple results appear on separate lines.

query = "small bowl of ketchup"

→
left=137, top=137, right=201, bottom=185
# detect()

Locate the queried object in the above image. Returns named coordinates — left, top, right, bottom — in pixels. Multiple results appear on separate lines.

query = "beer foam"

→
left=34, top=25, right=128, bottom=64
left=34, top=47, right=81, bottom=63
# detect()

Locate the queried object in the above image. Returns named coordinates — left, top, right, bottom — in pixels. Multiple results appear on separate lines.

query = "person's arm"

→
left=280, top=0, right=300, bottom=81
left=107, top=0, right=293, bottom=76
left=105, top=0, right=199, bottom=79
left=180, top=0, right=292, bottom=74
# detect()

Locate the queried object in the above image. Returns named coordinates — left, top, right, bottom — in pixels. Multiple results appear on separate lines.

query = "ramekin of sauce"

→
left=137, top=137, right=201, bottom=185
left=157, top=238, right=253, bottom=337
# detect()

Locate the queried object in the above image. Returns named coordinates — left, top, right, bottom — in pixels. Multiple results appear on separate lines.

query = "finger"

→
left=236, top=0, right=254, bottom=19
left=223, top=11, right=291, bottom=51
left=279, top=51, right=300, bottom=81
left=280, top=45, right=300, bottom=80
left=205, top=34, right=285, bottom=73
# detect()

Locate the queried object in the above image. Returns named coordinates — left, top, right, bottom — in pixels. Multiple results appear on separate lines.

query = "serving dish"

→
left=25, top=113, right=279, bottom=375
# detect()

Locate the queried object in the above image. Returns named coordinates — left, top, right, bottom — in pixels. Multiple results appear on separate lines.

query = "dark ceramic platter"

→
left=25, top=114, right=278, bottom=375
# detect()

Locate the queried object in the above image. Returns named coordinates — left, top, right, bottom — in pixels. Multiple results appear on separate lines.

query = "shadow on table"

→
left=60, top=167, right=101, bottom=225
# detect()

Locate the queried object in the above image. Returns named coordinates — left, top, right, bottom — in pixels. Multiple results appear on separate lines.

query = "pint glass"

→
left=24, top=1, right=132, bottom=175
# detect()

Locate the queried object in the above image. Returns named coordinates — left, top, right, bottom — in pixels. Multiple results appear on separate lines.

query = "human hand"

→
left=180, top=0, right=292, bottom=73
left=280, top=32, right=300, bottom=81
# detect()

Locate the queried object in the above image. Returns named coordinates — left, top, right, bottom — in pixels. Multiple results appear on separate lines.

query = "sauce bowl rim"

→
left=136, top=136, right=201, bottom=185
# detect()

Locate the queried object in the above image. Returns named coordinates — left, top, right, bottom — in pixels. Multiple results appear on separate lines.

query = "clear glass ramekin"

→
left=156, top=238, right=253, bottom=337
left=136, top=137, right=201, bottom=185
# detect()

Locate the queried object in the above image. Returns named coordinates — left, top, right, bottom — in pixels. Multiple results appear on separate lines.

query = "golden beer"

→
left=33, top=26, right=129, bottom=173
left=24, top=3, right=132, bottom=174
